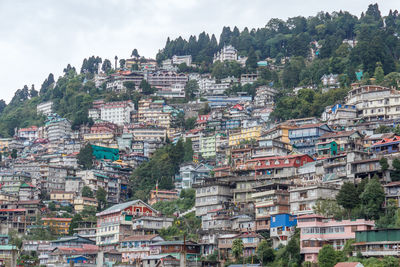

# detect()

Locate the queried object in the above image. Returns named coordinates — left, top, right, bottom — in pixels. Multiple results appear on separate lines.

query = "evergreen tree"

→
left=256, top=240, right=275, bottom=265
left=77, top=143, right=94, bottom=170
left=245, top=47, right=258, bottom=70
left=232, top=238, right=244, bottom=262
left=336, top=182, right=360, bottom=216
left=139, top=79, right=153, bottom=95
left=360, top=176, right=385, bottom=220
left=183, top=139, right=194, bottom=162
left=82, top=186, right=94, bottom=198
left=96, top=187, right=107, bottom=211
left=374, top=62, right=385, bottom=84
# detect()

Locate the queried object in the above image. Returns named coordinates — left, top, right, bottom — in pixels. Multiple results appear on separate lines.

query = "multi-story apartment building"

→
left=41, top=218, right=72, bottom=235
left=289, top=185, right=340, bottom=215
left=228, top=126, right=262, bottom=146
left=198, top=78, right=230, bottom=96
left=253, top=86, right=277, bottom=107
left=213, top=45, right=238, bottom=63
left=251, top=183, right=290, bottom=232
left=17, top=126, right=38, bottom=140
left=147, top=71, right=188, bottom=89
left=131, top=127, right=167, bottom=142
left=353, top=229, right=400, bottom=257
left=199, top=134, right=216, bottom=158
left=289, top=123, right=333, bottom=155
left=37, top=101, right=53, bottom=115
left=138, top=99, right=171, bottom=129
left=156, top=83, right=186, bottom=98
left=178, top=163, right=212, bottom=189
left=148, top=190, right=179, bottom=205
left=96, top=200, right=159, bottom=251
left=345, top=85, right=400, bottom=121
left=172, top=55, right=192, bottom=66
left=45, top=115, right=72, bottom=143
left=88, top=100, right=135, bottom=126
left=106, top=71, right=144, bottom=92
left=270, top=213, right=297, bottom=249
left=194, top=180, right=232, bottom=217
left=297, top=214, right=374, bottom=263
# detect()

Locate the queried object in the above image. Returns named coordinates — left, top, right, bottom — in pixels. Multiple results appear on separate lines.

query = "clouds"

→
left=0, top=0, right=397, bottom=102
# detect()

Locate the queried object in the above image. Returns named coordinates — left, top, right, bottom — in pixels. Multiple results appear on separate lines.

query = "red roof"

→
left=232, top=104, right=244, bottom=111
left=0, top=209, right=26, bottom=212
left=371, top=136, right=400, bottom=146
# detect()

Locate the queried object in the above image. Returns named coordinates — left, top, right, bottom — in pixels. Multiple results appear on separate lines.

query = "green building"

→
left=353, top=229, right=400, bottom=257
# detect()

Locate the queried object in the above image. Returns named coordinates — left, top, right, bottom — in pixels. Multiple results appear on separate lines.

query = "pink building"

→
left=297, top=214, right=374, bottom=263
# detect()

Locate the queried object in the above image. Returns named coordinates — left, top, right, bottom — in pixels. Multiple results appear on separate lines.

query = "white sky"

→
left=0, top=0, right=398, bottom=102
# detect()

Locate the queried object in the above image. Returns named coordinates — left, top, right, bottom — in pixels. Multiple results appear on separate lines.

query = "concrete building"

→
left=45, top=115, right=72, bottom=143
left=194, top=180, right=232, bottom=217
left=213, top=45, right=238, bottom=63
left=172, top=55, right=192, bottom=66
left=270, top=213, right=297, bottom=249
left=289, top=185, right=340, bottom=215
left=37, top=101, right=53, bottom=115
left=289, top=123, right=333, bottom=155
left=297, top=214, right=374, bottom=263
left=353, top=229, right=400, bottom=257
left=96, top=100, right=135, bottom=126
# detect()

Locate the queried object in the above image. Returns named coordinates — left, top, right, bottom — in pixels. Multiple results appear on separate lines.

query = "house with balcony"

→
left=270, top=213, right=297, bottom=249
left=96, top=200, right=160, bottom=251
left=384, top=181, right=400, bottom=207
left=318, top=130, right=363, bottom=152
left=218, top=232, right=264, bottom=260
left=148, top=240, right=200, bottom=261
left=194, top=180, right=232, bottom=217
left=178, top=163, right=212, bottom=189
left=148, top=190, right=179, bottom=205
left=41, top=218, right=72, bottom=236
left=119, top=234, right=164, bottom=264
left=251, top=182, right=290, bottom=232
left=245, top=154, right=314, bottom=179
left=289, top=123, right=333, bottom=156
left=370, top=136, right=400, bottom=154
left=353, top=229, right=400, bottom=257
left=316, top=141, right=338, bottom=158
left=322, top=154, right=348, bottom=183
left=297, top=214, right=374, bottom=263
left=289, top=185, right=340, bottom=215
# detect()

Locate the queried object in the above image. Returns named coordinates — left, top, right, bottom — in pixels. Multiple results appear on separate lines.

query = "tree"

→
left=183, top=139, right=194, bottom=162
left=11, top=149, right=17, bottom=159
left=102, top=59, right=112, bottom=73
left=184, top=117, right=196, bottom=130
left=374, top=62, right=385, bottom=84
left=68, top=213, right=82, bottom=235
left=82, top=186, right=94, bottom=198
left=318, top=245, right=338, bottom=267
left=139, top=79, right=154, bottom=95
left=256, top=240, right=275, bottom=265
left=96, top=187, right=107, bottom=211
left=336, top=182, right=360, bottom=217
left=184, top=80, right=199, bottom=101
left=0, top=100, right=6, bottom=114
left=77, top=144, right=93, bottom=170
left=30, top=84, right=38, bottom=98
left=246, top=47, right=258, bottom=70
left=232, top=238, right=244, bottom=262
left=379, top=158, right=389, bottom=171
left=199, top=103, right=211, bottom=115
left=360, top=176, right=385, bottom=220
left=131, top=49, right=140, bottom=58
left=391, top=158, right=400, bottom=181
left=119, top=59, right=126, bottom=69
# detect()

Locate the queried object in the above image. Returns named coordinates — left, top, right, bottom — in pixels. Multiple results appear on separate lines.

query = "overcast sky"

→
left=0, top=0, right=398, bottom=102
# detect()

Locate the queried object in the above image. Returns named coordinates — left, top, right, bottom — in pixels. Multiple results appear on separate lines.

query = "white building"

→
left=198, top=78, right=230, bottom=96
left=17, top=126, right=38, bottom=140
left=156, top=84, right=186, bottom=99
left=98, top=100, right=135, bottom=126
left=88, top=108, right=101, bottom=120
left=172, top=55, right=192, bottom=66
left=45, top=116, right=72, bottom=143
left=213, top=45, right=238, bottom=63
left=37, top=101, right=53, bottom=116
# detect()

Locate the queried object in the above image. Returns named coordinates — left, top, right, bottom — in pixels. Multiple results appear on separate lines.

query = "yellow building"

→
left=228, top=126, right=262, bottom=146
left=73, top=197, right=98, bottom=212
left=42, top=217, right=72, bottom=235
left=50, top=191, right=75, bottom=204
left=0, top=138, right=12, bottom=151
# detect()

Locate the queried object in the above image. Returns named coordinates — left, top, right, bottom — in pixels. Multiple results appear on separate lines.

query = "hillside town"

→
left=0, top=2, right=400, bottom=267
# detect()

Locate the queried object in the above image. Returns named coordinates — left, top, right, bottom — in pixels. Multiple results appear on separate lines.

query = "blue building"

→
left=289, top=123, right=333, bottom=156
left=270, top=213, right=297, bottom=249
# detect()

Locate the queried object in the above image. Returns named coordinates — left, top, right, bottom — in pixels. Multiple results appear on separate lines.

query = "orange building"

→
left=42, top=218, right=72, bottom=235
left=148, top=190, right=179, bottom=205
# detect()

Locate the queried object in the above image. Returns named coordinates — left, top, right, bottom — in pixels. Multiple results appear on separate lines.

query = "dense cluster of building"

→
left=2, top=45, right=400, bottom=266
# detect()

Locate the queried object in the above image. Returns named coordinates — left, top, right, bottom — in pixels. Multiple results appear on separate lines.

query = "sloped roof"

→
left=96, top=199, right=158, bottom=216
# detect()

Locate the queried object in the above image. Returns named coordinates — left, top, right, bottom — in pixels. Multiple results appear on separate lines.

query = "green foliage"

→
left=77, top=144, right=93, bottom=170
left=184, top=80, right=199, bottom=101
left=313, top=199, right=345, bottom=218
left=271, top=87, right=349, bottom=121
left=273, top=228, right=301, bottom=266
left=185, top=117, right=196, bottom=130
left=232, top=238, right=244, bottom=262
left=68, top=213, right=83, bottom=235
left=152, top=189, right=195, bottom=216
left=130, top=141, right=190, bottom=200
left=9, top=230, right=23, bottom=249
left=256, top=240, right=275, bottom=265
left=360, top=176, right=385, bottom=220
left=336, top=182, right=360, bottom=216
left=183, top=139, right=194, bottom=162
left=82, top=186, right=94, bottom=198
left=96, top=187, right=107, bottom=211
left=379, top=158, right=389, bottom=171
left=198, top=103, right=211, bottom=115
left=139, top=79, right=154, bottom=95
left=318, top=245, right=338, bottom=267
left=391, top=158, right=400, bottom=182
left=159, top=211, right=201, bottom=241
